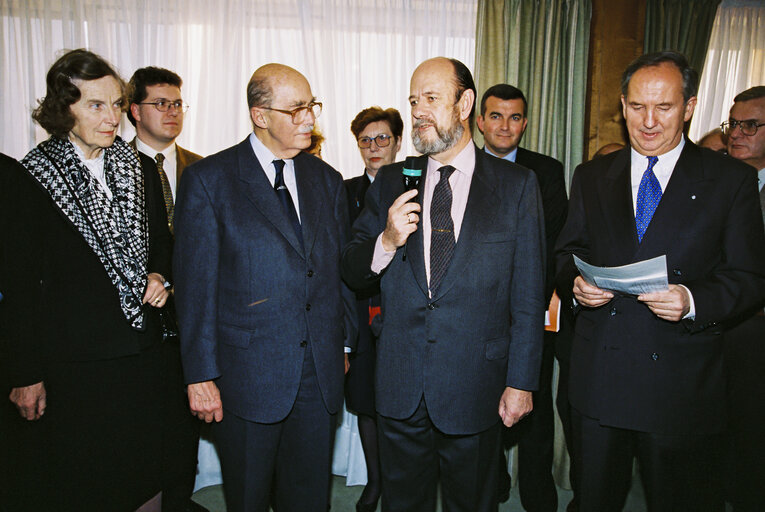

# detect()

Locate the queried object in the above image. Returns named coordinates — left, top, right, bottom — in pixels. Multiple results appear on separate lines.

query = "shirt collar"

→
left=630, top=135, right=685, bottom=182
left=136, top=137, right=176, bottom=161
left=758, top=167, right=765, bottom=191
left=484, top=145, right=517, bottom=162
left=249, top=132, right=279, bottom=172
left=428, top=142, right=476, bottom=177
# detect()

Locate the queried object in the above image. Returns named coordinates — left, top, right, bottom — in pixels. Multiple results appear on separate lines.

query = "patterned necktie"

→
left=635, top=155, right=661, bottom=243
left=272, top=159, right=303, bottom=249
left=155, top=153, right=174, bottom=233
left=430, top=165, right=456, bottom=293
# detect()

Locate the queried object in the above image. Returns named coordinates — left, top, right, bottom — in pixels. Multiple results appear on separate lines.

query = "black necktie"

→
left=430, top=165, right=456, bottom=292
left=272, top=159, right=303, bottom=249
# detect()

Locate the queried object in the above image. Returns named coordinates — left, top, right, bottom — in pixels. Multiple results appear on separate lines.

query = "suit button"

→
left=651, top=352, right=659, bottom=360
left=305, top=304, right=311, bottom=311
left=427, top=303, right=437, bottom=310
left=427, top=339, right=436, bottom=344
left=300, top=340, right=307, bottom=347
left=610, top=307, right=617, bottom=316
left=307, top=270, right=314, bottom=277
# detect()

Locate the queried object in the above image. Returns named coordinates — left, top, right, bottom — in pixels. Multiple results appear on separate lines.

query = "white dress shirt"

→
left=629, top=136, right=695, bottom=318
left=249, top=132, right=301, bottom=221
left=136, top=138, right=179, bottom=200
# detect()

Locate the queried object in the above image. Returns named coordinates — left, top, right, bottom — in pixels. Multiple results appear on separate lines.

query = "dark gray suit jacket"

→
left=515, top=147, right=567, bottom=302
left=342, top=147, right=546, bottom=435
left=555, top=142, right=765, bottom=435
left=173, top=138, right=356, bottom=423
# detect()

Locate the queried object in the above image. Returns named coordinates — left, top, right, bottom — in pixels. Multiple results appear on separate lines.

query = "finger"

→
left=392, top=189, right=418, bottom=207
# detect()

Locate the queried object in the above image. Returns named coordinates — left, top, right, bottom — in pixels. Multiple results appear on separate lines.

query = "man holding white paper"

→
left=555, top=51, right=765, bottom=511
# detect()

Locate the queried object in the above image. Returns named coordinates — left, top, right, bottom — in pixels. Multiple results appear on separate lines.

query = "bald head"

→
left=247, top=63, right=317, bottom=159
left=409, top=57, right=475, bottom=162
left=247, top=63, right=309, bottom=109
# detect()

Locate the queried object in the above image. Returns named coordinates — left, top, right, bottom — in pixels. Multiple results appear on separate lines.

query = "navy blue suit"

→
left=173, top=138, right=356, bottom=511
left=342, top=148, right=545, bottom=511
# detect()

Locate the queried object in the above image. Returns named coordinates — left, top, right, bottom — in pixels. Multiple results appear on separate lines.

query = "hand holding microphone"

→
left=381, top=156, right=425, bottom=253
left=381, top=189, right=420, bottom=252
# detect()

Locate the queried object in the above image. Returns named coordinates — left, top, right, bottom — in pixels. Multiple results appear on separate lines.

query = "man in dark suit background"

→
left=477, top=83, right=571, bottom=511
left=342, top=57, right=545, bottom=512
left=173, top=63, right=356, bottom=512
left=128, top=66, right=206, bottom=512
left=555, top=51, right=765, bottom=511
left=128, top=66, right=202, bottom=208
left=721, top=85, right=765, bottom=511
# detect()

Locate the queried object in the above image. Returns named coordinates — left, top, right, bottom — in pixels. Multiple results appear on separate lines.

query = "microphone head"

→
left=403, top=156, right=423, bottom=177
left=402, top=156, right=423, bottom=193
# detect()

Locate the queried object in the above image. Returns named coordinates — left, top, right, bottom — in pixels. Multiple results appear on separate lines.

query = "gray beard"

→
left=412, top=118, right=464, bottom=155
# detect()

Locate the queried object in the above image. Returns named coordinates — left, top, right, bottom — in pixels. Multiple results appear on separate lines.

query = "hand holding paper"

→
left=573, top=255, right=669, bottom=295
left=638, top=285, right=690, bottom=321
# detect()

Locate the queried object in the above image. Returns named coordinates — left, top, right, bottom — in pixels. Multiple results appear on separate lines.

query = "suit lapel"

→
left=406, top=155, right=430, bottom=296
left=431, top=150, right=499, bottom=300
left=235, top=139, right=304, bottom=257
left=635, top=143, right=706, bottom=259
left=599, top=149, right=640, bottom=262
left=176, top=146, right=187, bottom=183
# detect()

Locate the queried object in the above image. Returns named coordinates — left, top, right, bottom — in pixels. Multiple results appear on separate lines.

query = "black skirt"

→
left=6, top=342, right=165, bottom=512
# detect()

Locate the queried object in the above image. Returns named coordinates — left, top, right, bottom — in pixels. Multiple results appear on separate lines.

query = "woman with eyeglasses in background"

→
left=344, top=106, right=403, bottom=512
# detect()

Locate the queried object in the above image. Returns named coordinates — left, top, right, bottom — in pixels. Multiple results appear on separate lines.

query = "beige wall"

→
left=584, top=0, right=647, bottom=161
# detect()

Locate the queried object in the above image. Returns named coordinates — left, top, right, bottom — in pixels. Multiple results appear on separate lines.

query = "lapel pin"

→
left=691, top=195, right=696, bottom=200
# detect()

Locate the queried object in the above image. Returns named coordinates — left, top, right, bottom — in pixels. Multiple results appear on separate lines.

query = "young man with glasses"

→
left=721, top=85, right=765, bottom=512
left=127, top=66, right=206, bottom=512
left=129, top=66, right=202, bottom=223
left=173, top=63, right=356, bottom=512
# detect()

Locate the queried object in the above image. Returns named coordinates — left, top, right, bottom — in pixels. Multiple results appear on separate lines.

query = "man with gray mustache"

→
left=342, top=57, right=545, bottom=512
left=173, top=63, right=356, bottom=512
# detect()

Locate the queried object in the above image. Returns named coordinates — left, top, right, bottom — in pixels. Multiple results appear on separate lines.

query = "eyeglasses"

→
left=720, top=118, right=765, bottom=136
left=139, top=100, right=190, bottom=113
left=358, top=134, right=393, bottom=148
left=262, top=102, right=322, bottom=124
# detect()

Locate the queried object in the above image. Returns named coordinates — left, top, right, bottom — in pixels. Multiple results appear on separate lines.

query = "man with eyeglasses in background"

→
left=173, top=63, right=356, bottom=512
left=127, top=66, right=206, bottom=512
left=129, top=67, right=202, bottom=220
left=720, top=85, right=765, bottom=512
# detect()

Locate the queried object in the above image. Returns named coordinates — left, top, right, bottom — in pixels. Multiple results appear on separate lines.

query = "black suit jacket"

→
left=342, top=147, right=546, bottom=435
left=4, top=149, right=171, bottom=387
left=174, top=138, right=357, bottom=423
left=515, top=147, right=567, bottom=302
left=344, top=173, right=379, bottom=354
left=555, top=142, right=765, bottom=435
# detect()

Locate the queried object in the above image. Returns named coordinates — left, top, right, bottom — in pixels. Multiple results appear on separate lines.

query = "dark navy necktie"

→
left=430, top=165, right=456, bottom=293
left=635, top=155, right=661, bottom=243
left=272, top=159, right=303, bottom=249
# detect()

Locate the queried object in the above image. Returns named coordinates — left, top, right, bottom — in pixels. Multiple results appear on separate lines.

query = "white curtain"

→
left=0, top=0, right=477, bottom=180
left=689, top=0, right=765, bottom=141
left=1, top=0, right=476, bottom=490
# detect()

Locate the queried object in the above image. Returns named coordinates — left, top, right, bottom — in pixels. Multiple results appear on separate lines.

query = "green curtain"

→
left=644, top=0, right=721, bottom=76
left=474, top=0, right=592, bottom=189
